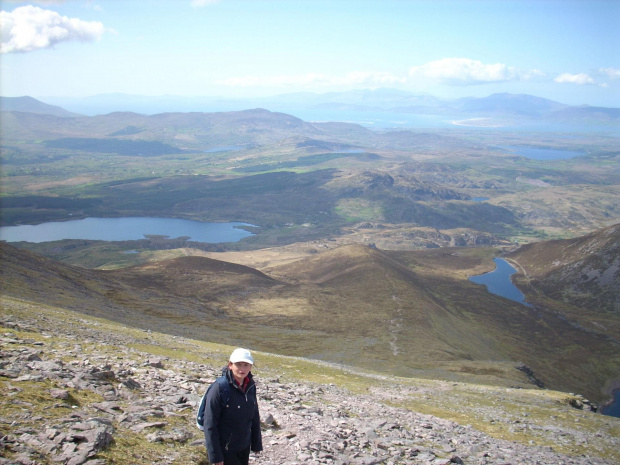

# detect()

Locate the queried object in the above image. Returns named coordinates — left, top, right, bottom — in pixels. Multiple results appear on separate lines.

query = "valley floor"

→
left=1, top=295, right=619, bottom=465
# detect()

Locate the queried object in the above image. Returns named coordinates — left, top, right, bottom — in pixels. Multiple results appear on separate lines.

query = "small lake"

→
left=0, top=217, right=255, bottom=243
left=498, top=145, right=585, bottom=160
left=469, top=258, right=530, bottom=306
left=601, top=390, right=620, bottom=418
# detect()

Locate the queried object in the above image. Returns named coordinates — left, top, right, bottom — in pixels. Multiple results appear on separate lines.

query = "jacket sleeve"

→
left=251, top=396, right=263, bottom=453
left=204, top=382, right=224, bottom=463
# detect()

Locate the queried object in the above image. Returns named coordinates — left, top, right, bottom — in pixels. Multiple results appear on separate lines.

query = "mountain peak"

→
left=0, top=96, right=81, bottom=117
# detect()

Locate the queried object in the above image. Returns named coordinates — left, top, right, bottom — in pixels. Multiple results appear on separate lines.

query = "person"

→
left=204, top=348, right=263, bottom=465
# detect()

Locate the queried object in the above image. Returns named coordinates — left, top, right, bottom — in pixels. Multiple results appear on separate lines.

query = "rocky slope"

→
left=1, top=296, right=619, bottom=465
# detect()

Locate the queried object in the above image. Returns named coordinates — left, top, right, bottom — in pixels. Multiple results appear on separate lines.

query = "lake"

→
left=601, top=390, right=620, bottom=418
left=498, top=145, right=585, bottom=160
left=0, top=217, right=255, bottom=243
left=469, top=258, right=530, bottom=306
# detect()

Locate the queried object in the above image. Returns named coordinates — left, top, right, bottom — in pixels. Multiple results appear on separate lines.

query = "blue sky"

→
left=1, top=0, right=619, bottom=106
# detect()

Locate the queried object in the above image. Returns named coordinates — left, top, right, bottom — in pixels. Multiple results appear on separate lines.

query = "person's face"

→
left=229, top=361, right=252, bottom=382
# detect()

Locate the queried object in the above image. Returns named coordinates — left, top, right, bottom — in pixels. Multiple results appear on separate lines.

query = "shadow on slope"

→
left=2, top=240, right=619, bottom=402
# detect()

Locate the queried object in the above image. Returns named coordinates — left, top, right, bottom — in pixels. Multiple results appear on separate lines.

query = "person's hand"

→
left=213, top=462, right=223, bottom=465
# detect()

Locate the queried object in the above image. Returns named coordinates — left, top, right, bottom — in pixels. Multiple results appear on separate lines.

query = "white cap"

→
left=229, top=348, right=254, bottom=365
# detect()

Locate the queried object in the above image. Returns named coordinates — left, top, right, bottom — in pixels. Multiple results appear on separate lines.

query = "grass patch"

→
left=334, top=198, right=384, bottom=222
left=1, top=378, right=104, bottom=422
left=128, top=342, right=226, bottom=366
left=97, top=429, right=209, bottom=465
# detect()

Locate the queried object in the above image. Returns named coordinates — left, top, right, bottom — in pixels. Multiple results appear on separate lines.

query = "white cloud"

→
left=599, top=68, right=620, bottom=80
left=191, top=0, right=220, bottom=7
left=408, top=58, right=542, bottom=85
left=218, top=71, right=406, bottom=88
left=0, top=5, right=106, bottom=54
left=345, top=71, right=407, bottom=86
left=553, top=73, right=596, bottom=85
left=2, top=1, right=66, bottom=4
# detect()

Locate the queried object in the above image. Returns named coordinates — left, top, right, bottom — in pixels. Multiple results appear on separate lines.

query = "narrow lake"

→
left=0, top=217, right=255, bottom=243
left=469, top=258, right=530, bottom=306
left=470, top=259, right=620, bottom=418
left=497, top=145, right=585, bottom=160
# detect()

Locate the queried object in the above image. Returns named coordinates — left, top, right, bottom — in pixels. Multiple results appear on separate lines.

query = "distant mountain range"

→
left=2, top=91, right=619, bottom=128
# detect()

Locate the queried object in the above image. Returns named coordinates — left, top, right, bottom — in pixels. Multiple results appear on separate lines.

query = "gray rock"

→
left=49, top=388, right=70, bottom=400
left=122, top=377, right=142, bottom=390
left=131, top=421, right=168, bottom=432
left=148, top=358, right=165, bottom=368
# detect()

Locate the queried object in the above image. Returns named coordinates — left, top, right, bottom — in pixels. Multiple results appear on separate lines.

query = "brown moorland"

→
left=2, top=224, right=619, bottom=404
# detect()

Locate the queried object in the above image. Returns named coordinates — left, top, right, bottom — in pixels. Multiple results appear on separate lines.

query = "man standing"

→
left=204, top=348, right=263, bottom=465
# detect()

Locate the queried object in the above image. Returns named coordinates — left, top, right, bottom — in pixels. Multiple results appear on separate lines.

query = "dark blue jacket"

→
left=204, top=368, right=262, bottom=463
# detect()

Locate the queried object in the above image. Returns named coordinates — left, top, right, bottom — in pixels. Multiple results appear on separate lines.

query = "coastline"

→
left=451, top=117, right=505, bottom=128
